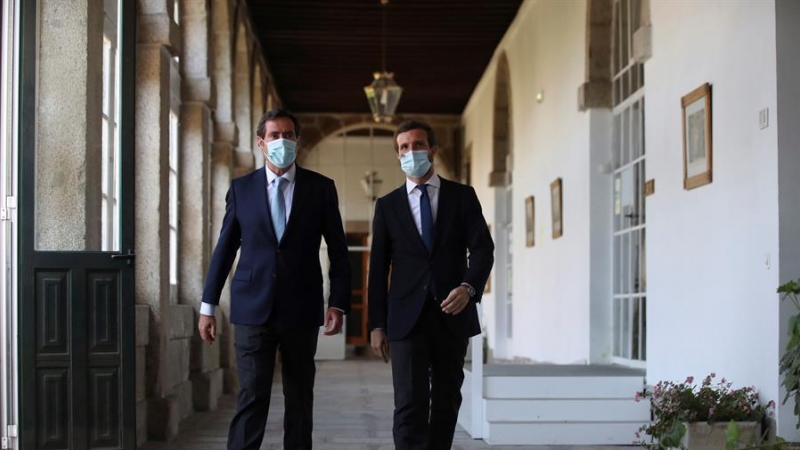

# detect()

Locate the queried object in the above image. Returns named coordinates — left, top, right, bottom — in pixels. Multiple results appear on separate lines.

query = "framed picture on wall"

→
left=681, top=82, right=713, bottom=190
left=525, top=196, right=535, bottom=247
left=551, top=178, right=563, bottom=239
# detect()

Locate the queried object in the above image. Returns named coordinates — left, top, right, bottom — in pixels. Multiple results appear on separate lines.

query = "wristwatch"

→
left=460, top=283, right=476, bottom=298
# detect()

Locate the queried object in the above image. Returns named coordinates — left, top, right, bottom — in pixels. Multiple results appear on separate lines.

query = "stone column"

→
left=136, top=2, right=182, bottom=439
left=210, top=125, right=238, bottom=394
left=180, top=0, right=223, bottom=411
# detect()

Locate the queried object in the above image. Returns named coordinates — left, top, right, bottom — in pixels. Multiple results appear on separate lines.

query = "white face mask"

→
left=265, top=138, right=297, bottom=169
left=399, top=150, right=431, bottom=178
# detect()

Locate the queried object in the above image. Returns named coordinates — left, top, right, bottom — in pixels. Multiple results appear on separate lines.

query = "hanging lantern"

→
left=364, top=71, right=403, bottom=124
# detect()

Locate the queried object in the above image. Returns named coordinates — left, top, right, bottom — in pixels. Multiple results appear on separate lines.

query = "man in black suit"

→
left=368, top=120, right=494, bottom=450
left=198, top=109, right=351, bottom=450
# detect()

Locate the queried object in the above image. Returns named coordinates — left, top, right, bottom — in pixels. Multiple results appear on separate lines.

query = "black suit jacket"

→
left=202, top=165, right=351, bottom=328
left=368, top=176, right=494, bottom=341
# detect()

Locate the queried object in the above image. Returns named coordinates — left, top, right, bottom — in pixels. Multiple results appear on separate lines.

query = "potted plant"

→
left=778, top=278, right=800, bottom=429
left=635, top=373, right=774, bottom=450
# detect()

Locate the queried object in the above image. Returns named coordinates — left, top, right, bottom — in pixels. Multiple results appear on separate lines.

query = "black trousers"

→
left=227, top=323, right=319, bottom=450
left=390, top=302, right=470, bottom=450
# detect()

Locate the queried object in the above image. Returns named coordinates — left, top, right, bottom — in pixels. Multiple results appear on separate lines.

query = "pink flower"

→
left=635, top=391, right=642, bottom=402
left=768, top=400, right=776, bottom=409
left=686, top=376, right=694, bottom=384
left=710, top=372, right=716, bottom=378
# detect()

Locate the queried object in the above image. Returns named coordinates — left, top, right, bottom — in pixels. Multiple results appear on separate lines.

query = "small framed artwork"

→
left=551, top=178, right=563, bottom=239
left=681, top=83, right=712, bottom=190
left=525, top=196, right=535, bottom=247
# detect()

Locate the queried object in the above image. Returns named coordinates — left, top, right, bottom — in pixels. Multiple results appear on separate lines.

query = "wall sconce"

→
left=536, top=90, right=545, bottom=104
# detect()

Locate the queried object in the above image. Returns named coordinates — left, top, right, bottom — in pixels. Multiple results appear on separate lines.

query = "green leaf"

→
left=661, top=422, right=686, bottom=449
left=726, top=421, right=740, bottom=450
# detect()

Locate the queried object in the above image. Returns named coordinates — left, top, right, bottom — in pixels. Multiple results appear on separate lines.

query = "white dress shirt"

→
left=200, top=165, right=297, bottom=317
left=405, top=173, right=440, bottom=233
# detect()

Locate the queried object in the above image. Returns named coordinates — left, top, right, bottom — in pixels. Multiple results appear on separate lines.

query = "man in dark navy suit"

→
left=368, top=120, right=494, bottom=450
left=198, top=109, right=351, bottom=450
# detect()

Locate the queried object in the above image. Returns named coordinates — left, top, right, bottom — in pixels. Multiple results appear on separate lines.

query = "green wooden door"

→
left=17, top=0, right=137, bottom=448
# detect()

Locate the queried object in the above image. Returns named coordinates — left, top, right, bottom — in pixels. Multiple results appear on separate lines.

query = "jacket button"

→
left=272, top=273, right=276, bottom=278
left=422, top=285, right=427, bottom=291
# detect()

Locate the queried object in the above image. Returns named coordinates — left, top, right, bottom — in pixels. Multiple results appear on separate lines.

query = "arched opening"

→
left=303, top=125, right=401, bottom=354
left=491, top=53, right=514, bottom=360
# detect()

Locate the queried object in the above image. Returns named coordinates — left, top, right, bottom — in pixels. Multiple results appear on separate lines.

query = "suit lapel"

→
left=433, top=178, right=451, bottom=253
left=253, top=168, right=278, bottom=242
left=283, top=165, right=309, bottom=241
left=393, top=187, right=430, bottom=255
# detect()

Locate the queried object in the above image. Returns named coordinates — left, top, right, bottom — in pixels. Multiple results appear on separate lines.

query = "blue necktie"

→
left=271, top=177, right=287, bottom=241
left=417, top=184, right=433, bottom=252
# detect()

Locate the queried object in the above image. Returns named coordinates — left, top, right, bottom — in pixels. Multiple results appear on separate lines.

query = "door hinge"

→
left=1, top=196, right=16, bottom=221
left=2, top=425, right=17, bottom=449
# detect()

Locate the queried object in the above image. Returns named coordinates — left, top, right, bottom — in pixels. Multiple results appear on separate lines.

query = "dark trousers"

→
left=227, top=323, right=319, bottom=450
left=390, top=302, right=470, bottom=450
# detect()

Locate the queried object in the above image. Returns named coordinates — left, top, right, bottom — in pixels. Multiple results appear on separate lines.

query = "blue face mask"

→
left=265, top=138, right=297, bottom=169
left=399, top=150, right=432, bottom=178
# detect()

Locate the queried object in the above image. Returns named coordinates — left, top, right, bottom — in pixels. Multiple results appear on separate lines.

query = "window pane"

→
left=632, top=297, right=640, bottom=359
left=613, top=298, right=621, bottom=356
left=621, top=299, right=631, bottom=358
left=170, top=228, right=177, bottom=285
left=34, top=0, right=120, bottom=251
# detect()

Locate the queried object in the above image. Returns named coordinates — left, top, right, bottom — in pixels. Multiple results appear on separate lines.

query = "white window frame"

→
left=1, top=1, right=20, bottom=447
left=100, top=7, right=120, bottom=252
left=611, top=0, right=647, bottom=368
left=168, top=56, right=181, bottom=300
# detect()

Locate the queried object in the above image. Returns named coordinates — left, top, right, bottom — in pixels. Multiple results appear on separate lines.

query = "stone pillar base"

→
left=224, top=367, right=240, bottom=394
left=192, top=368, right=224, bottom=411
left=136, top=400, right=148, bottom=447
left=147, top=395, right=180, bottom=441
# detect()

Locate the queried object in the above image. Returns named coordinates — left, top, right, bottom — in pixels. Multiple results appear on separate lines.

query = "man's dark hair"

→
left=393, top=120, right=438, bottom=153
left=256, top=108, right=301, bottom=139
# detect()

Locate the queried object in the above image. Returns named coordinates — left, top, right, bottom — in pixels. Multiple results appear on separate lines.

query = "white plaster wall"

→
left=304, top=135, right=406, bottom=223
left=646, top=0, right=780, bottom=413
left=463, top=0, right=592, bottom=363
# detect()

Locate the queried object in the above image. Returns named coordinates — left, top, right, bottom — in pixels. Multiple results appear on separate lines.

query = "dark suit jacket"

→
left=368, top=176, right=494, bottom=341
left=202, top=165, right=351, bottom=328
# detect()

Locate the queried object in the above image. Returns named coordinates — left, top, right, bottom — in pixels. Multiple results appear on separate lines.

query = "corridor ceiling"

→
left=247, top=0, right=524, bottom=115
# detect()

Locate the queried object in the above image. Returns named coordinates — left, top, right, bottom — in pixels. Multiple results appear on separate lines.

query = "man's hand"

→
left=323, top=308, right=343, bottom=336
left=198, top=314, right=216, bottom=344
left=370, top=329, right=390, bottom=363
left=440, top=286, right=471, bottom=315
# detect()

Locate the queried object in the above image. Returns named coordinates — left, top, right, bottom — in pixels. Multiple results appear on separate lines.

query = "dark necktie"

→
left=416, top=184, right=433, bottom=252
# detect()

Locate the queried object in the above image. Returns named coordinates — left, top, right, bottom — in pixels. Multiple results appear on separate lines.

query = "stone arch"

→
left=579, top=0, right=613, bottom=110
left=295, top=114, right=460, bottom=179
left=580, top=0, right=650, bottom=110
left=489, top=52, right=512, bottom=187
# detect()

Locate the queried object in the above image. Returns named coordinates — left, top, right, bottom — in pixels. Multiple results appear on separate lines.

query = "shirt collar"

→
left=265, top=163, right=297, bottom=185
left=405, top=172, right=440, bottom=195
